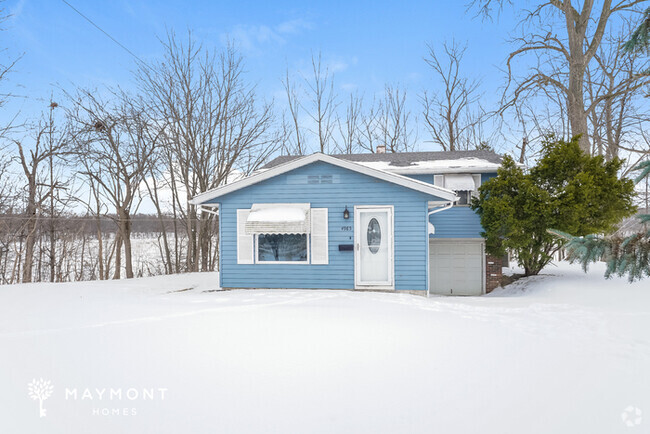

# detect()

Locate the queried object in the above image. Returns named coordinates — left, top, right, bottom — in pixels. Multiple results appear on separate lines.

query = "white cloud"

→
left=276, top=18, right=312, bottom=35
left=340, top=83, right=358, bottom=92
left=9, top=0, right=27, bottom=21
left=221, top=18, right=313, bottom=53
left=329, top=60, right=348, bottom=73
left=222, top=24, right=284, bottom=52
left=329, top=55, right=357, bottom=73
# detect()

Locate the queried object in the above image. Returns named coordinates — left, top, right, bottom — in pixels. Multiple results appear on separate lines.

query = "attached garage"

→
left=429, top=239, right=485, bottom=295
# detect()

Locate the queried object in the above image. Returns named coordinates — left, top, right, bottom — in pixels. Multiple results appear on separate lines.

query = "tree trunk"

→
left=567, top=67, right=590, bottom=153
left=21, top=179, right=38, bottom=284
left=121, top=212, right=134, bottom=279
left=113, top=231, right=122, bottom=280
left=199, top=211, right=210, bottom=272
left=22, top=222, right=36, bottom=283
left=187, top=203, right=198, bottom=272
left=113, top=208, right=134, bottom=279
left=96, top=217, right=104, bottom=280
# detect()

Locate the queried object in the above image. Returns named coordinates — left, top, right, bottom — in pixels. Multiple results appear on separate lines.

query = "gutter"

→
left=428, top=202, right=454, bottom=217
left=197, top=204, right=220, bottom=217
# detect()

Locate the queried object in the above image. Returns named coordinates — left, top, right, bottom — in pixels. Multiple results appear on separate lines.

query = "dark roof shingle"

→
left=263, top=150, right=504, bottom=169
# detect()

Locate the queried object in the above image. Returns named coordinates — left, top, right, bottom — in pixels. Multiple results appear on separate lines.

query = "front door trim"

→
left=354, top=205, right=395, bottom=290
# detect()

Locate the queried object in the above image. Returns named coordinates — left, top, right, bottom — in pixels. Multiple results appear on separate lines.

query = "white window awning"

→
left=444, top=174, right=476, bottom=191
left=245, top=203, right=311, bottom=234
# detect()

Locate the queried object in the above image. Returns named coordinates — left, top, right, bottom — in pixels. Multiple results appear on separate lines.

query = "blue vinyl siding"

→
left=481, top=173, right=497, bottom=184
left=404, top=174, right=433, bottom=183
left=208, top=161, right=447, bottom=291
left=430, top=206, right=483, bottom=238
left=407, top=172, right=497, bottom=186
left=428, top=171, right=497, bottom=239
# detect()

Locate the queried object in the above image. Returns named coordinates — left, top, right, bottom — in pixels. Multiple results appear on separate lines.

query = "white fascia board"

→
left=190, top=153, right=459, bottom=205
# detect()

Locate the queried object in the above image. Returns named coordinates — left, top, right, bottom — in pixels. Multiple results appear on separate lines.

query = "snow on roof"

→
left=355, top=158, right=502, bottom=174
left=262, top=150, right=513, bottom=174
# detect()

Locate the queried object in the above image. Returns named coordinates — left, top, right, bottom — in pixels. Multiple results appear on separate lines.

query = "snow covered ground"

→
left=0, top=261, right=648, bottom=433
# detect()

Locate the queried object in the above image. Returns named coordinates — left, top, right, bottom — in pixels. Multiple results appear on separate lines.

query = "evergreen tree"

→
left=472, top=137, right=636, bottom=276
left=622, top=7, right=649, bottom=55
left=550, top=160, right=650, bottom=282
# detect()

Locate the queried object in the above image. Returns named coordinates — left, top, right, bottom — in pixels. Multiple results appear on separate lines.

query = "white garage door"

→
left=429, top=240, right=484, bottom=296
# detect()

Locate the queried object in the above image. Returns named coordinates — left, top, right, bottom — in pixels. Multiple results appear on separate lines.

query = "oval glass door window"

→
left=367, top=218, right=381, bottom=254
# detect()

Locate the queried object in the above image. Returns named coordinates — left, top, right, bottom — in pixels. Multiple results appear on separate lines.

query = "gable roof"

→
left=190, top=153, right=459, bottom=205
left=263, top=149, right=504, bottom=173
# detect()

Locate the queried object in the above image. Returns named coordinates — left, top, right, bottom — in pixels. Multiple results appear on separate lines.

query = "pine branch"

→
left=622, top=7, right=650, bottom=54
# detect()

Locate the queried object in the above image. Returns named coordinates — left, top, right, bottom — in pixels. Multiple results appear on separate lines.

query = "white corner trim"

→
left=190, top=153, right=459, bottom=205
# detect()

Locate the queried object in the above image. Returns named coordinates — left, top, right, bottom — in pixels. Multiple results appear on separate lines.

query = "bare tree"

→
left=422, top=41, right=483, bottom=151
left=377, top=85, right=415, bottom=153
left=0, top=1, right=20, bottom=116
left=470, top=0, right=647, bottom=153
left=586, top=24, right=650, bottom=162
left=335, top=92, right=363, bottom=154
left=38, top=100, right=77, bottom=282
left=12, top=118, right=69, bottom=283
left=303, top=52, right=338, bottom=153
left=498, top=77, right=571, bottom=164
left=69, top=89, right=160, bottom=279
left=0, top=1, right=21, bottom=201
left=136, top=31, right=279, bottom=273
left=281, top=68, right=306, bottom=155
left=358, top=98, right=382, bottom=153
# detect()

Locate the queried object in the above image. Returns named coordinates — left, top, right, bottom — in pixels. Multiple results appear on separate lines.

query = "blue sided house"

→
left=190, top=150, right=505, bottom=296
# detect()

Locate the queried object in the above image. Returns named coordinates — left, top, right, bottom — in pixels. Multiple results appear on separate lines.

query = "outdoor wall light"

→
left=343, top=206, right=350, bottom=219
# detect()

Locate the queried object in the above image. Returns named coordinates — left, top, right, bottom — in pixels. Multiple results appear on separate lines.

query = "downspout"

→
left=426, top=201, right=455, bottom=298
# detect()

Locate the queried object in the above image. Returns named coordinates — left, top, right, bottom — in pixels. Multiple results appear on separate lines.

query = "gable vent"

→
left=308, top=175, right=333, bottom=184
left=287, top=175, right=339, bottom=185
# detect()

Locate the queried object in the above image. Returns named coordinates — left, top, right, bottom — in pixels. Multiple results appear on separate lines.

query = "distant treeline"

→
left=0, top=213, right=188, bottom=235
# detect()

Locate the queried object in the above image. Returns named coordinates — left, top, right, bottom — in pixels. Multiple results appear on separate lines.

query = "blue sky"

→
left=4, top=0, right=519, bottom=150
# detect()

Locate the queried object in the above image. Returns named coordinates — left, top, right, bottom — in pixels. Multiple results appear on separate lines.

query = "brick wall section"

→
left=485, top=255, right=503, bottom=293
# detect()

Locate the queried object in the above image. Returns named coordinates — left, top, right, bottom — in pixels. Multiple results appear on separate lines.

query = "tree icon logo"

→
left=27, top=378, right=53, bottom=418
left=621, top=406, right=643, bottom=427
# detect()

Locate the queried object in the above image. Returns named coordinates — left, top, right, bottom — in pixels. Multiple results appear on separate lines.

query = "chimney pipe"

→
left=376, top=145, right=386, bottom=154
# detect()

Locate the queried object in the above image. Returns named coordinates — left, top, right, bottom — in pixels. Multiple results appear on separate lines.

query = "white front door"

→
left=355, top=206, right=394, bottom=289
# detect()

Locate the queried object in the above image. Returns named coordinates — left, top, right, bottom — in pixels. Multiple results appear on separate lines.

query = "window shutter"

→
left=237, top=209, right=254, bottom=264
left=310, top=208, right=329, bottom=264
left=434, top=175, right=445, bottom=187
left=472, top=174, right=482, bottom=197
